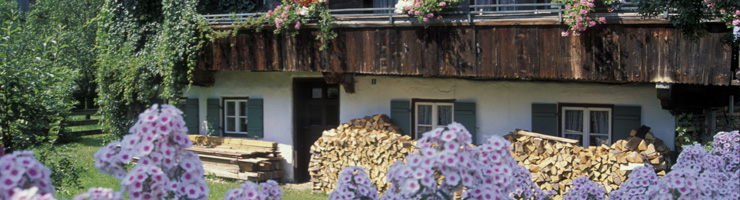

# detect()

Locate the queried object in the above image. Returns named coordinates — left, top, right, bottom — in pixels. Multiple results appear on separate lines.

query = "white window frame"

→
left=414, top=102, right=454, bottom=139
left=561, top=106, right=612, bottom=147
left=224, top=99, right=248, bottom=134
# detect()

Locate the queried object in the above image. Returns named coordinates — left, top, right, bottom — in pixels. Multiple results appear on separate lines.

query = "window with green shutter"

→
left=223, top=98, right=249, bottom=135
left=531, top=103, right=642, bottom=147
left=454, top=102, right=476, bottom=144
left=247, top=99, right=264, bottom=138
left=390, top=100, right=411, bottom=136
left=184, top=98, right=199, bottom=134
left=532, top=103, right=558, bottom=136
left=392, top=99, right=476, bottom=143
left=206, top=98, right=220, bottom=136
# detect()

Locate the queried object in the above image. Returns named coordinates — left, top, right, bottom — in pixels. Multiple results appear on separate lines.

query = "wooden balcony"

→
left=196, top=2, right=737, bottom=87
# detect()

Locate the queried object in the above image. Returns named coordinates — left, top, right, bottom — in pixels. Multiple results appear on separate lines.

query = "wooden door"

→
left=293, top=78, right=340, bottom=182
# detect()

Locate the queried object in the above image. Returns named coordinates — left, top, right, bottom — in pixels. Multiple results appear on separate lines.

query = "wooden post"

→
left=730, top=95, right=735, bottom=128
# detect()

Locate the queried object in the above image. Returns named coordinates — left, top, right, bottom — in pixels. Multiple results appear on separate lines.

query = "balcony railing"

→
left=203, top=2, right=648, bottom=25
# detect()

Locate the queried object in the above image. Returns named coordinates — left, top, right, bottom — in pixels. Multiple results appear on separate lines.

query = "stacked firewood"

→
left=309, top=114, right=416, bottom=193
left=506, top=128, right=670, bottom=198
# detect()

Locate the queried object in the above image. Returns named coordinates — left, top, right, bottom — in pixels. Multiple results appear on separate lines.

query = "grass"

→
left=32, top=134, right=329, bottom=200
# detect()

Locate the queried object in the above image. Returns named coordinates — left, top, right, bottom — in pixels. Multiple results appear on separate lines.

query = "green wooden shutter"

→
left=184, top=99, right=199, bottom=134
left=454, top=102, right=477, bottom=144
left=613, top=105, right=641, bottom=143
left=532, top=103, right=558, bottom=136
left=206, top=99, right=220, bottom=136
left=390, top=100, right=411, bottom=136
left=247, top=99, right=264, bottom=138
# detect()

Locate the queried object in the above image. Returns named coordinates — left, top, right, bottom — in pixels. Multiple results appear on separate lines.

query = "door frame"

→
left=292, top=78, right=340, bottom=181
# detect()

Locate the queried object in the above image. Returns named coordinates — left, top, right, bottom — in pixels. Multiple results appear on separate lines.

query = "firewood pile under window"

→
left=506, top=128, right=671, bottom=198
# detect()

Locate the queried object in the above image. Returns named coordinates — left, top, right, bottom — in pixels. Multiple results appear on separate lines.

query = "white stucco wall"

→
left=185, top=71, right=323, bottom=182
left=340, top=76, right=676, bottom=150
left=185, top=72, right=677, bottom=182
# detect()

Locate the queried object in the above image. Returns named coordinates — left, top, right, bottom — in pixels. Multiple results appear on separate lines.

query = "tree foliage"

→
left=30, top=0, right=104, bottom=110
left=96, top=0, right=201, bottom=138
left=0, top=1, right=78, bottom=151
left=635, top=0, right=740, bottom=43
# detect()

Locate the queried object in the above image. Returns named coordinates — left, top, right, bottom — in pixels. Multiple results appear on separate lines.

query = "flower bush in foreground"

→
left=8, top=187, right=55, bottom=200
left=562, top=177, right=606, bottom=200
left=72, top=187, right=124, bottom=200
left=0, top=150, right=54, bottom=199
left=607, top=130, right=740, bottom=200
left=93, top=104, right=208, bottom=200
left=382, top=122, right=551, bottom=200
left=223, top=180, right=282, bottom=200
left=608, top=165, right=658, bottom=200
left=329, top=166, right=379, bottom=200
left=2, top=111, right=739, bottom=200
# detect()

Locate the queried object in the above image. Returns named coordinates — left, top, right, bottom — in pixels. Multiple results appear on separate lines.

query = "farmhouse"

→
left=183, top=1, right=739, bottom=182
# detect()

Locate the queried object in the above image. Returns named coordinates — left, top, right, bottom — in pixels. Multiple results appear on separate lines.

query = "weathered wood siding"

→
left=198, top=23, right=734, bottom=86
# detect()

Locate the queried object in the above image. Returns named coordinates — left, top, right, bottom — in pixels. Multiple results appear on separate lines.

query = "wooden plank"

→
left=591, top=25, right=618, bottom=81
left=476, top=26, right=496, bottom=77
left=514, top=129, right=579, bottom=144
left=66, top=119, right=99, bottom=126
left=499, top=27, right=516, bottom=79
left=70, top=109, right=98, bottom=116
left=515, top=26, right=537, bottom=79
left=188, top=135, right=277, bottom=148
left=70, top=129, right=103, bottom=136
left=188, top=146, right=275, bottom=158
left=537, top=26, right=559, bottom=79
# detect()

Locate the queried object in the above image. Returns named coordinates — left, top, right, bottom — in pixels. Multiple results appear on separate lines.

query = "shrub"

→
left=382, top=122, right=551, bottom=200
left=329, top=166, right=379, bottom=200
left=223, top=180, right=283, bottom=200
left=93, top=104, right=208, bottom=199
left=72, top=188, right=124, bottom=200
left=562, top=177, right=606, bottom=200
left=0, top=151, right=55, bottom=199
left=608, top=130, right=740, bottom=199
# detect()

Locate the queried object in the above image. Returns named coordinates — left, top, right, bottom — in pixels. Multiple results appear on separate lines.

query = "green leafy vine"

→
left=96, top=0, right=201, bottom=138
left=198, top=0, right=336, bottom=51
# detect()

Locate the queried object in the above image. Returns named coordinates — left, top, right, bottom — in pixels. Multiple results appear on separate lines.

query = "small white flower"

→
left=298, top=6, right=309, bottom=16
left=402, top=178, right=420, bottom=194
left=441, top=130, right=457, bottom=142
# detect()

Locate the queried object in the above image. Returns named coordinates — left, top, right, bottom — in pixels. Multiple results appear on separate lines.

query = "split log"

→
left=507, top=129, right=670, bottom=199
left=309, top=114, right=415, bottom=194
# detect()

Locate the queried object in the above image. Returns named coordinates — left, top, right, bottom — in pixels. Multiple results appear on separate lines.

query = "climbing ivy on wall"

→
left=96, top=0, right=201, bottom=138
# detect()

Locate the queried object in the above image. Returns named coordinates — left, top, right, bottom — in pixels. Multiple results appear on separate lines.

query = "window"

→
left=224, top=98, right=248, bottom=134
left=415, top=101, right=454, bottom=139
left=561, top=106, right=611, bottom=147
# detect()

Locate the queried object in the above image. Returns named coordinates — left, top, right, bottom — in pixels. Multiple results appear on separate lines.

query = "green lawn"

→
left=33, top=134, right=328, bottom=200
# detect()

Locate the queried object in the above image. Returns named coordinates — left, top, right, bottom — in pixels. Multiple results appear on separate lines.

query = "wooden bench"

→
left=187, top=135, right=284, bottom=182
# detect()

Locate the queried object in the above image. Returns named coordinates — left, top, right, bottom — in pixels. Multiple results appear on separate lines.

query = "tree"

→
left=0, top=1, right=78, bottom=151
left=29, top=0, right=105, bottom=110
left=635, top=0, right=740, bottom=43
